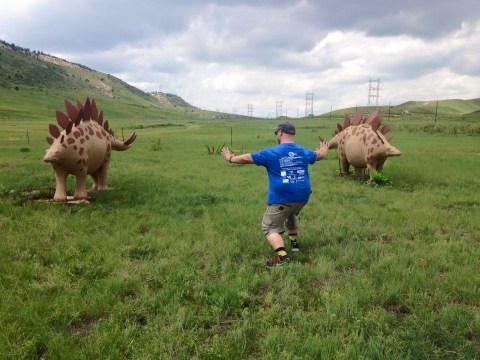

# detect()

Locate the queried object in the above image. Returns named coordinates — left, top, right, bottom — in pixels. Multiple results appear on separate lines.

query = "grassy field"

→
left=0, top=110, right=479, bottom=359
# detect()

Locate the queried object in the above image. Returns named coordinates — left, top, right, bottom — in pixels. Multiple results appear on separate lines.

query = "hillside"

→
left=0, top=40, right=198, bottom=121
left=395, top=99, right=480, bottom=116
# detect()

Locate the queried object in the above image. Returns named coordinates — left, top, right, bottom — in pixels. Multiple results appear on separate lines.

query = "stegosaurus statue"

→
left=327, top=108, right=401, bottom=181
left=44, top=98, right=137, bottom=201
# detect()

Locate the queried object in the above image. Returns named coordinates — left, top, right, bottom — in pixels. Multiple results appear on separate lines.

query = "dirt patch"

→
left=38, top=54, right=81, bottom=70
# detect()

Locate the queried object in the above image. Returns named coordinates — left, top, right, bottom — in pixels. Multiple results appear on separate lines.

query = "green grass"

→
left=1, top=108, right=480, bottom=359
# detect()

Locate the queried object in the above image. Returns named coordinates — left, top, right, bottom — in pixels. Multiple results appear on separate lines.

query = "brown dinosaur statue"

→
left=327, top=108, right=401, bottom=181
left=44, top=98, right=137, bottom=201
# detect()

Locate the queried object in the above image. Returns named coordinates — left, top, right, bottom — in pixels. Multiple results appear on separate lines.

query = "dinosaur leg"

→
left=53, top=166, right=68, bottom=202
left=96, top=163, right=109, bottom=191
left=354, top=167, right=364, bottom=179
left=377, top=158, right=387, bottom=172
left=74, top=170, right=89, bottom=200
left=339, top=156, right=350, bottom=176
left=366, top=162, right=377, bottom=183
left=90, top=171, right=99, bottom=191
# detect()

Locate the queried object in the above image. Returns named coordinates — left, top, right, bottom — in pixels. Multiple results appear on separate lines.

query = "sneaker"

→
left=266, top=254, right=290, bottom=268
left=290, top=240, right=300, bottom=252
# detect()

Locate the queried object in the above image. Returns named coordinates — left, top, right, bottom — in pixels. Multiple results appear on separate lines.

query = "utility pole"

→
left=276, top=101, right=282, bottom=118
left=367, top=78, right=381, bottom=110
left=434, top=100, right=439, bottom=123
left=247, top=104, right=254, bottom=117
left=305, top=92, right=314, bottom=117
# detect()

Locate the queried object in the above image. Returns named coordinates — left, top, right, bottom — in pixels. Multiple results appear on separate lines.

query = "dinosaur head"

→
left=44, top=149, right=60, bottom=163
left=44, top=135, right=64, bottom=163
left=386, top=144, right=401, bottom=157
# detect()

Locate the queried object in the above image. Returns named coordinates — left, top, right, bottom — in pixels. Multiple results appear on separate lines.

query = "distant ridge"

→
left=148, top=91, right=196, bottom=109
left=325, top=98, right=480, bottom=117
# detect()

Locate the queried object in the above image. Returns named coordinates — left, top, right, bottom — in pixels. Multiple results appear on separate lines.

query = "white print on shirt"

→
left=279, top=152, right=306, bottom=184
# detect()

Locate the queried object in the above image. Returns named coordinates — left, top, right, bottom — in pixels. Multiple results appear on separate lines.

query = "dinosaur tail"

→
left=111, top=132, right=137, bottom=151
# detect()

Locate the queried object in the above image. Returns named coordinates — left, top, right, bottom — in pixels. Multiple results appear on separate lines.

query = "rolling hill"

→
left=0, top=40, right=204, bottom=122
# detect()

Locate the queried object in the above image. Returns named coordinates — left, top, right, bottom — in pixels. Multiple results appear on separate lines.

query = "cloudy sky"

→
left=1, top=0, right=479, bottom=117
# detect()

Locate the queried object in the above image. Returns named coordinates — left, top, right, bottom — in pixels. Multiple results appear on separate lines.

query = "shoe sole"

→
left=266, top=263, right=289, bottom=268
left=265, top=259, right=291, bottom=268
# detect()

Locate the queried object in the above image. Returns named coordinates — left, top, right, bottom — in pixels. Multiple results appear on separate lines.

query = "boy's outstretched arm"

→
left=221, top=147, right=255, bottom=164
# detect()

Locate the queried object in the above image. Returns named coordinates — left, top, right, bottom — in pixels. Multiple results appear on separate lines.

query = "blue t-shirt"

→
left=252, top=143, right=317, bottom=205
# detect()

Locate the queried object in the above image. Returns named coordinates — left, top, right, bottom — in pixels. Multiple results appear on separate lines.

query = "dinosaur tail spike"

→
left=386, top=136, right=394, bottom=143
left=76, top=99, right=83, bottom=110
left=49, top=124, right=61, bottom=138
left=56, top=111, right=69, bottom=129
left=46, top=136, right=54, bottom=145
left=337, top=123, right=343, bottom=132
left=124, top=132, right=137, bottom=146
left=65, top=99, right=78, bottom=120
left=103, top=120, right=109, bottom=131
left=111, top=132, right=137, bottom=150
left=352, top=108, right=364, bottom=125
left=91, top=99, right=99, bottom=121
left=97, top=111, right=104, bottom=126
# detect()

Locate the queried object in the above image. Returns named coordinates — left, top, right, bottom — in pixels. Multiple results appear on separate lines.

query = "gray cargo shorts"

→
left=261, top=203, right=306, bottom=236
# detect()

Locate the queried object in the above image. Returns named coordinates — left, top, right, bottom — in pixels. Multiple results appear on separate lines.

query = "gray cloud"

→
left=0, top=0, right=479, bottom=115
left=299, top=0, right=480, bottom=39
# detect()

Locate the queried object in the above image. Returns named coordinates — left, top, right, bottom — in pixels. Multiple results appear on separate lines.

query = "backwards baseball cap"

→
left=274, top=121, right=296, bottom=135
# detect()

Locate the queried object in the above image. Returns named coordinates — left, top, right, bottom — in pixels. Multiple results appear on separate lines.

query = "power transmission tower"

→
left=247, top=104, right=254, bottom=117
left=305, top=92, right=314, bottom=117
left=276, top=101, right=282, bottom=118
left=367, top=78, right=381, bottom=109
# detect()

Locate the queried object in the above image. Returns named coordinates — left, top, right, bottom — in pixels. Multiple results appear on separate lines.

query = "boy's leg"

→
left=262, top=205, right=291, bottom=267
left=285, top=204, right=305, bottom=251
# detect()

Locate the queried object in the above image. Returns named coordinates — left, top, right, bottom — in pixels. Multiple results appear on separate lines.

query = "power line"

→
left=305, top=92, right=314, bottom=117
left=367, top=78, right=381, bottom=109
left=276, top=101, right=282, bottom=118
left=247, top=104, right=254, bottom=117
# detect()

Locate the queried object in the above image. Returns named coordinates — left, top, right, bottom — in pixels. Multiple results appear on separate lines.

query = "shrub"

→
left=371, top=171, right=392, bottom=186
left=205, top=143, right=226, bottom=155
left=151, top=138, right=162, bottom=151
